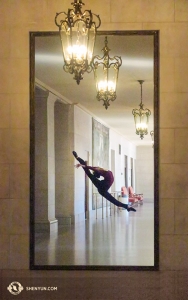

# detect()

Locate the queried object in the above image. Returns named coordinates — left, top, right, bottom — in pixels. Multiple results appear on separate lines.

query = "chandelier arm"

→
left=97, top=92, right=117, bottom=101
left=93, top=62, right=105, bottom=67
left=108, top=61, right=122, bottom=68
left=91, top=13, right=101, bottom=28
left=115, top=56, right=122, bottom=65
left=82, top=10, right=101, bottom=28
left=92, top=55, right=107, bottom=63
left=55, top=12, right=68, bottom=27
left=68, top=17, right=92, bottom=28
left=93, top=59, right=122, bottom=69
left=109, top=56, right=122, bottom=66
left=63, top=65, right=75, bottom=75
left=132, top=108, right=138, bottom=114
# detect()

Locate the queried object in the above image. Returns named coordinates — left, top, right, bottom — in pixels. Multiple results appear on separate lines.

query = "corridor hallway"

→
left=35, top=202, right=154, bottom=267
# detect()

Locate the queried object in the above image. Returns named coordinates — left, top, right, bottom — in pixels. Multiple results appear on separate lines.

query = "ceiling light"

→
left=55, top=0, right=101, bottom=85
left=150, top=130, right=154, bottom=147
left=91, top=36, right=122, bottom=109
left=132, top=80, right=151, bottom=139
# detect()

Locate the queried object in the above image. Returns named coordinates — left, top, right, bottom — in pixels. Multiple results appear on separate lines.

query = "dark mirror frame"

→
left=30, top=30, right=159, bottom=271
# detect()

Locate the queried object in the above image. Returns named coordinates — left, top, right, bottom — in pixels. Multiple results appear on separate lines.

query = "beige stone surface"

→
left=160, top=235, right=175, bottom=270
left=9, top=235, right=29, bottom=269
left=111, top=0, right=174, bottom=23
left=160, top=129, right=175, bottom=164
left=175, top=129, right=188, bottom=163
left=0, top=164, right=9, bottom=198
left=174, top=236, right=188, bottom=270
left=0, top=94, right=10, bottom=129
left=9, top=0, right=47, bottom=25
left=0, top=234, right=9, bottom=269
left=175, top=0, right=188, bottom=21
left=10, top=27, right=30, bottom=59
left=9, top=129, right=29, bottom=163
left=160, top=57, right=175, bottom=93
left=175, top=199, right=188, bottom=234
left=160, top=199, right=174, bottom=235
left=10, top=163, right=29, bottom=199
left=160, top=93, right=188, bottom=128
left=175, top=58, right=188, bottom=92
left=9, top=199, right=29, bottom=235
left=0, top=59, right=11, bottom=93
left=0, top=129, right=10, bottom=163
left=159, top=271, right=175, bottom=300
left=0, top=29, right=10, bottom=58
left=0, top=199, right=11, bottom=235
left=10, top=94, right=29, bottom=129
left=9, top=59, right=29, bottom=94
left=176, top=271, right=188, bottom=300
left=100, top=23, right=143, bottom=31
left=160, top=164, right=188, bottom=198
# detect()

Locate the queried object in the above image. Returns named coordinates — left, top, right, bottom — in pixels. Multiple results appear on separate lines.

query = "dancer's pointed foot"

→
left=127, top=206, right=136, bottom=212
left=72, top=151, right=78, bottom=159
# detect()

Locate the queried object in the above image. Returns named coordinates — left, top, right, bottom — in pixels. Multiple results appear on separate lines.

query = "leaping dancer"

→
left=73, top=151, right=136, bottom=212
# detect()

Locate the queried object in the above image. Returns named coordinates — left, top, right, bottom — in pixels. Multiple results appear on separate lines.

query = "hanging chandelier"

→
left=55, top=0, right=101, bottom=85
left=132, top=80, right=151, bottom=139
left=150, top=130, right=154, bottom=147
left=91, top=36, right=122, bottom=109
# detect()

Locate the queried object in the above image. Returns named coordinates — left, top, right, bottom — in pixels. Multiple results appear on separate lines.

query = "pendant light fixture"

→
left=150, top=130, right=154, bottom=147
left=91, top=36, right=122, bottom=109
left=132, top=80, right=151, bottom=139
left=55, top=0, right=101, bottom=84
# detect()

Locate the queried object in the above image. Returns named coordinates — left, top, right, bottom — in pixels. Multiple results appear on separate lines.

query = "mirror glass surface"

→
left=30, top=31, right=159, bottom=270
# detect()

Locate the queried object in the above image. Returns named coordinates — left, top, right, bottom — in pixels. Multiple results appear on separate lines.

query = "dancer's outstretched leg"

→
left=72, top=151, right=102, bottom=189
left=73, top=151, right=86, bottom=166
left=99, top=190, right=136, bottom=212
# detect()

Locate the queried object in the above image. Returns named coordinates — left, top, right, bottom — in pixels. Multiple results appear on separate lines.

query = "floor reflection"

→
left=35, top=202, right=154, bottom=266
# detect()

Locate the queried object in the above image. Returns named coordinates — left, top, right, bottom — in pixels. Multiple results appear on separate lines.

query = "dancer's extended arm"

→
left=75, top=164, right=107, bottom=176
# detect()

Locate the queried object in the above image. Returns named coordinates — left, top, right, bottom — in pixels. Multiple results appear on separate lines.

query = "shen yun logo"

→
left=7, top=282, right=24, bottom=295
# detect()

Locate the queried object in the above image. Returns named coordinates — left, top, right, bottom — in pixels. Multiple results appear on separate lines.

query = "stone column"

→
left=35, top=88, right=58, bottom=232
left=54, top=102, right=74, bottom=225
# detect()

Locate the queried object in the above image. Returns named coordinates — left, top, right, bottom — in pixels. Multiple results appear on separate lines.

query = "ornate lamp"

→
left=132, top=80, right=151, bottom=139
left=55, top=0, right=101, bottom=84
left=91, top=36, right=122, bottom=109
left=150, top=130, right=154, bottom=147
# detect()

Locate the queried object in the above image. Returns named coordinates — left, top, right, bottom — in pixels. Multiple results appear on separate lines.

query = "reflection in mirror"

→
left=30, top=31, right=159, bottom=270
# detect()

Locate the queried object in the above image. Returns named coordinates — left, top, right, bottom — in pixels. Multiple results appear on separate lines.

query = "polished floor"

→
left=35, top=202, right=154, bottom=267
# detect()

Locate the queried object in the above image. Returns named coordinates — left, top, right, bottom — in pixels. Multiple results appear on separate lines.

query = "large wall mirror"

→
left=30, top=30, right=159, bottom=270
